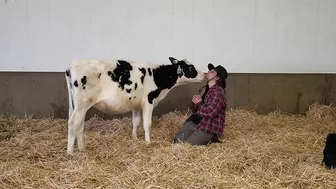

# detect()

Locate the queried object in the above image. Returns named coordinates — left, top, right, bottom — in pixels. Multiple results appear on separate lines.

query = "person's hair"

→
left=217, top=77, right=226, bottom=88
left=214, top=72, right=226, bottom=89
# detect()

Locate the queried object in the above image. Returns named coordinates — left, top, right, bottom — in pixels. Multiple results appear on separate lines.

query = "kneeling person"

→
left=173, top=63, right=228, bottom=145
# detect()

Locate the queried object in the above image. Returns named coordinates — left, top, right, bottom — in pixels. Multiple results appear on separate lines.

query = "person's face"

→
left=205, top=69, right=218, bottom=80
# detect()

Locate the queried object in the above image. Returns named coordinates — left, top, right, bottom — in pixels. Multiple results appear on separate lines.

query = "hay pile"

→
left=0, top=104, right=335, bottom=189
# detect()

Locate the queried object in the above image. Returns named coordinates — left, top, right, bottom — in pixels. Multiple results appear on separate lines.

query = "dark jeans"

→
left=173, top=121, right=220, bottom=145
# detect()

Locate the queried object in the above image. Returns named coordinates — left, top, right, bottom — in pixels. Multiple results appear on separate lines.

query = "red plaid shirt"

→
left=195, top=84, right=227, bottom=136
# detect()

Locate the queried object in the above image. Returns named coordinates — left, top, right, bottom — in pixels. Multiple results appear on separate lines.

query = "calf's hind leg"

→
left=132, top=109, right=141, bottom=138
left=67, top=102, right=92, bottom=155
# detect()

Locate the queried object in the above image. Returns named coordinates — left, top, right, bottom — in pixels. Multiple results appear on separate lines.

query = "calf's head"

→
left=168, top=57, right=205, bottom=83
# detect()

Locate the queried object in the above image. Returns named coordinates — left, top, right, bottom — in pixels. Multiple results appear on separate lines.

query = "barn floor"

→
left=0, top=104, right=335, bottom=189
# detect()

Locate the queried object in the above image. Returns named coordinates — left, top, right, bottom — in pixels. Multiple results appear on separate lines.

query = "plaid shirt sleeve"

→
left=196, top=90, right=226, bottom=118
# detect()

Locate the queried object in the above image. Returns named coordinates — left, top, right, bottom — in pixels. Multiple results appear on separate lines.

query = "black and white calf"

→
left=65, top=57, right=205, bottom=154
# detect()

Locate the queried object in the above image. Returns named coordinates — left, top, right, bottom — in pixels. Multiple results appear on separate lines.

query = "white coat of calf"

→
left=64, top=57, right=205, bottom=154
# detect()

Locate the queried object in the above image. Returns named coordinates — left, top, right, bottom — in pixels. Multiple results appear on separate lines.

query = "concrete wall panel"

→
left=1, top=72, right=335, bottom=119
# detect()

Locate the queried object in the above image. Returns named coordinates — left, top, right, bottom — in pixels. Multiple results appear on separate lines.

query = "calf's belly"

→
left=93, top=100, right=137, bottom=115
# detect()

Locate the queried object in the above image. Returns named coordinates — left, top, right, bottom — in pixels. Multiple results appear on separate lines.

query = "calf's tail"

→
left=65, top=69, right=75, bottom=118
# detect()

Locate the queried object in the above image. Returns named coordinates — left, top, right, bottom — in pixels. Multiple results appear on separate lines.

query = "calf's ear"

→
left=169, top=57, right=179, bottom=64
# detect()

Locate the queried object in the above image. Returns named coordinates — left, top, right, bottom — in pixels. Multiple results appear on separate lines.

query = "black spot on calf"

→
left=147, top=64, right=181, bottom=104
left=65, top=70, right=70, bottom=77
left=108, top=60, right=133, bottom=90
left=134, top=83, right=138, bottom=90
left=129, top=97, right=132, bottom=100
left=148, top=68, right=152, bottom=76
left=74, top=80, right=78, bottom=87
left=139, top=68, right=146, bottom=84
left=81, top=76, right=87, bottom=89
left=148, top=89, right=161, bottom=104
left=98, top=73, right=101, bottom=78
left=139, top=68, right=146, bottom=76
left=126, top=89, right=132, bottom=93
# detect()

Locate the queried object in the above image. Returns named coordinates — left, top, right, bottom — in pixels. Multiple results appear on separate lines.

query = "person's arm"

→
left=196, top=91, right=225, bottom=118
left=189, top=86, right=207, bottom=113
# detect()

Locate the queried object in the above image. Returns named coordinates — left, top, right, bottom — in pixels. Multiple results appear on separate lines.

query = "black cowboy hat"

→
left=207, top=63, right=228, bottom=88
left=207, top=63, right=228, bottom=80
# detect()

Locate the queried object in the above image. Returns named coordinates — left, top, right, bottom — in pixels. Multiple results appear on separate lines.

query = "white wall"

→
left=0, top=0, right=336, bottom=73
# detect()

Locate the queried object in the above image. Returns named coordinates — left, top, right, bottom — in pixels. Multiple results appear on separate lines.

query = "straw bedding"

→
left=0, top=103, right=335, bottom=189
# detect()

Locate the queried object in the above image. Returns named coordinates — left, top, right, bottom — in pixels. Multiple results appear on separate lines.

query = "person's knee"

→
left=172, top=121, right=197, bottom=144
left=172, top=132, right=186, bottom=143
left=172, top=135, right=181, bottom=143
left=185, top=131, right=215, bottom=146
left=186, top=139, right=208, bottom=146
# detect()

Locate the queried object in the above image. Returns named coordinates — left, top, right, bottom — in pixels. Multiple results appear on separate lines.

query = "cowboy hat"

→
left=207, top=63, right=228, bottom=80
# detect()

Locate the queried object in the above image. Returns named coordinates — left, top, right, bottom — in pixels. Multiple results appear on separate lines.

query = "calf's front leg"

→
left=142, top=104, right=154, bottom=143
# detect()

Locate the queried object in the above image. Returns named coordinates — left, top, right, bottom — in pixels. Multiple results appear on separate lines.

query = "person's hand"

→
left=192, top=95, right=202, bottom=104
